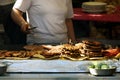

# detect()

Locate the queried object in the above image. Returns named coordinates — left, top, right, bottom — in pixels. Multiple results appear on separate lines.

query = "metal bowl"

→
left=0, top=63, right=8, bottom=75
left=89, top=67, right=116, bottom=76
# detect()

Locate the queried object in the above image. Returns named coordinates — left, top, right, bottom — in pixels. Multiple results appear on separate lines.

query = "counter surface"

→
left=0, top=72, right=120, bottom=80
left=1, top=59, right=120, bottom=73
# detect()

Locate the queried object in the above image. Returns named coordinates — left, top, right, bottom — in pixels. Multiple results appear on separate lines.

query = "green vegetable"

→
left=89, top=63, right=110, bottom=69
left=101, top=64, right=109, bottom=69
left=89, top=64, right=95, bottom=68
left=95, top=63, right=102, bottom=69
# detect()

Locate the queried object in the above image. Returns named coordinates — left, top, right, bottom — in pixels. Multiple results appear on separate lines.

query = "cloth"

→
left=13, top=0, right=73, bottom=44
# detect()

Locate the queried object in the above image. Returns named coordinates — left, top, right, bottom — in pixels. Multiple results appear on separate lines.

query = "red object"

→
left=73, top=7, right=120, bottom=22
left=103, top=48, right=120, bottom=57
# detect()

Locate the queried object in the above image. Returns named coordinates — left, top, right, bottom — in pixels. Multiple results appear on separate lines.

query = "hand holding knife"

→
left=26, top=25, right=37, bottom=34
left=20, top=21, right=37, bottom=34
left=27, top=27, right=37, bottom=31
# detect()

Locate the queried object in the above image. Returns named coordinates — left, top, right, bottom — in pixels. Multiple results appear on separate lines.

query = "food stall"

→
left=0, top=39, right=120, bottom=80
left=0, top=1, right=120, bottom=80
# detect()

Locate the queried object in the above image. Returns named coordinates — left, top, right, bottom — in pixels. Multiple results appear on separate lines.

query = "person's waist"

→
left=27, top=33, right=68, bottom=44
left=0, top=0, right=15, bottom=6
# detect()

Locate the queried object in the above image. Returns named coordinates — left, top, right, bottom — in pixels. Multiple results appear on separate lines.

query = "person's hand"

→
left=21, top=22, right=30, bottom=34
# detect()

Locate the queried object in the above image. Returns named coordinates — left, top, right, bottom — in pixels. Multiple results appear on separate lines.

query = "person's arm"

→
left=65, top=18, right=76, bottom=42
left=11, top=8, right=29, bottom=33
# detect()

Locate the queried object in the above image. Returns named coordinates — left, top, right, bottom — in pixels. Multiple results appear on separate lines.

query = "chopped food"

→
left=89, top=63, right=115, bottom=69
left=0, top=40, right=119, bottom=60
left=101, top=64, right=109, bottom=69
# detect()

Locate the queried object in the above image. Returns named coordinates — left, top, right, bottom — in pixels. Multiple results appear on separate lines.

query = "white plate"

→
left=82, top=2, right=107, bottom=13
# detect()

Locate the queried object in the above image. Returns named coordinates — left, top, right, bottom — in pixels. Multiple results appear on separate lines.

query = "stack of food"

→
left=75, top=40, right=104, bottom=58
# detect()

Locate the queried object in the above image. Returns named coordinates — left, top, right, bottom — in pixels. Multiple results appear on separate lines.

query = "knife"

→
left=27, top=27, right=37, bottom=31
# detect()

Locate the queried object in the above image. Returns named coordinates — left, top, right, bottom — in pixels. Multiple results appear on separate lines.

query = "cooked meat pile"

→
left=75, top=40, right=104, bottom=57
left=0, top=44, right=83, bottom=60
left=40, top=44, right=83, bottom=59
left=0, top=40, right=119, bottom=60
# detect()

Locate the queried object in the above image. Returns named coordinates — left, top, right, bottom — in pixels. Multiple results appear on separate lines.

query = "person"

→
left=0, top=0, right=27, bottom=45
left=11, top=0, right=76, bottom=45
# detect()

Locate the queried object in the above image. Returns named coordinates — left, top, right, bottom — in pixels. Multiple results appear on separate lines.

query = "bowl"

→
left=0, top=63, right=8, bottom=75
left=89, top=67, right=116, bottom=76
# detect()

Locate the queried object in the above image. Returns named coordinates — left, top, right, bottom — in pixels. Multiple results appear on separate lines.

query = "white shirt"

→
left=13, top=0, right=73, bottom=44
left=0, top=0, right=15, bottom=5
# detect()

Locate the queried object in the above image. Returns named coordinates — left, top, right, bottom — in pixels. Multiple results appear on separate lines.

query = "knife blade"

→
left=27, top=27, right=37, bottom=30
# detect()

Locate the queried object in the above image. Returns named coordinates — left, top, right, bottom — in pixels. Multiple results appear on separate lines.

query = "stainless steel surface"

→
left=0, top=73, right=120, bottom=80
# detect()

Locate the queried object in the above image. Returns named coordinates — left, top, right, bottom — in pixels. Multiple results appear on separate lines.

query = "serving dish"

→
left=0, top=62, right=7, bottom=75
left=88, top=62, right=117, bottom=76
left=89, top=67, right=116, bottom=76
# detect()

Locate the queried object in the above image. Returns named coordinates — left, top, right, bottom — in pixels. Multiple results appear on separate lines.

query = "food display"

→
left=0, top=44, right=85, bottom=60
left=0, top=40, right=120, bottom=60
